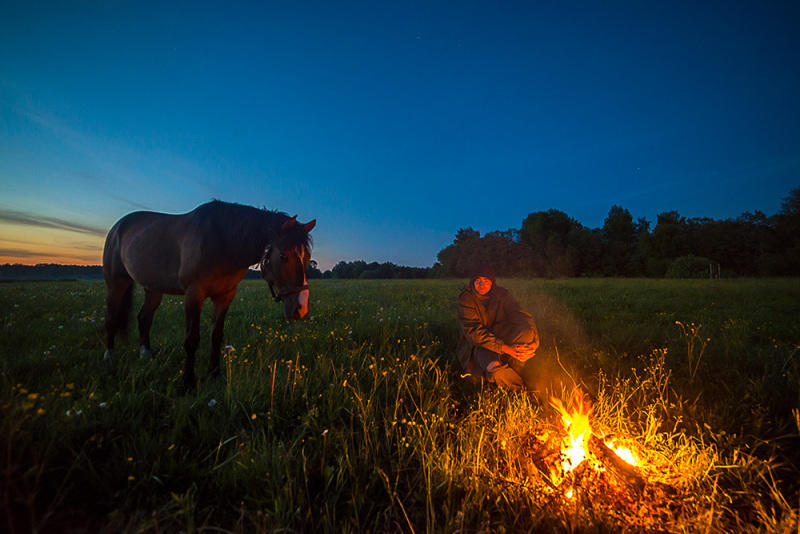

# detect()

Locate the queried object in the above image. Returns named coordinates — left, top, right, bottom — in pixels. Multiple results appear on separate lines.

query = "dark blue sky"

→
left=1, top=1, right=798, bottom=269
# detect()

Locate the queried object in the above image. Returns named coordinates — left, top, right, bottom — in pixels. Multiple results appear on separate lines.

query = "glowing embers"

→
left=494, top=388, right=685, bottom=529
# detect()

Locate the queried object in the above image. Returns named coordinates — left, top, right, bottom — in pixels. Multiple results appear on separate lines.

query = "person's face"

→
left=473, top=276, right=492, bottom=295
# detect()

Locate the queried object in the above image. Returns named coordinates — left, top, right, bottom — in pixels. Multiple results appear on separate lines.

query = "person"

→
left=457, top=265, right=539, bottom=390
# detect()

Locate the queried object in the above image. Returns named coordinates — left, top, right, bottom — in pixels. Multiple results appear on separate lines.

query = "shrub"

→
left=665, top=255, right=716, bottom=279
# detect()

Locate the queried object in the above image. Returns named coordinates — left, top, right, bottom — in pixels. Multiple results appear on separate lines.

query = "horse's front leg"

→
left=209, top=289, right=237, bottom=378
left=183, top=291, right=203, bottom=389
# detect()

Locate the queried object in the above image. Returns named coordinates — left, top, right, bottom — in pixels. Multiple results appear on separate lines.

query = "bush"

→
left=665, top=255, right=716, bottom=279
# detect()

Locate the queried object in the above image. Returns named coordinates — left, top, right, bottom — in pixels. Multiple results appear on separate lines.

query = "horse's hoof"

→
left=206, top=367, right=221, bottom=380
left=183, top=374, right=197, bottom=391
left=103, top=349, right=113, bottom=361
left=139, top=345, right=153, bottom=359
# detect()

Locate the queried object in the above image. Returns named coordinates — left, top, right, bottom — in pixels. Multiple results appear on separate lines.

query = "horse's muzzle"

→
left=284, top=288, right=309, bottom=321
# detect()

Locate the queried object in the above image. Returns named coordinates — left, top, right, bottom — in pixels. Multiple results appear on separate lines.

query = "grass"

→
left=1, top=278, right=799, bottom=532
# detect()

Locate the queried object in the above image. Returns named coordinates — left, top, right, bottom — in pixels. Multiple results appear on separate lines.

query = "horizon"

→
left=1, top=187, right=794, bottom=271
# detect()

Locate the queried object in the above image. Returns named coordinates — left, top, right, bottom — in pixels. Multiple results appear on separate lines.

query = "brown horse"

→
left=102, top=200, right=315, bottom=388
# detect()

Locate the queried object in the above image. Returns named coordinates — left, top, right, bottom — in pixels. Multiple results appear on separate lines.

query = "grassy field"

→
left=1, top=278, right=799, bottom=532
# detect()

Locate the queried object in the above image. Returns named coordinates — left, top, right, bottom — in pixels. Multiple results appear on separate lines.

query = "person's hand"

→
left=501, top=343, right=536, bottom=362
left=511, top=342, right=537, bottom=362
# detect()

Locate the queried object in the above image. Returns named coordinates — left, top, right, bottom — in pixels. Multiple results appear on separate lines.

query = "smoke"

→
left=512, top=287, right=593, bottom=401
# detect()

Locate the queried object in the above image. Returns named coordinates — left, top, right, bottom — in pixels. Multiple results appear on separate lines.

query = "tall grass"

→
left=0, top=278, right=798, bottom=532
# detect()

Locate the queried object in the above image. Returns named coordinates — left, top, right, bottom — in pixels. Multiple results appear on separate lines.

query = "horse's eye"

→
left=280, top=254, right=288, bottom=262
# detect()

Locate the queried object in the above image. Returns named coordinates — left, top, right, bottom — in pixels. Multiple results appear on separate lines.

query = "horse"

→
left=102, top=200, right=316, bottom=388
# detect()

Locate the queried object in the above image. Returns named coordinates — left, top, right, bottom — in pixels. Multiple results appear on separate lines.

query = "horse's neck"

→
left=227, top=211, right=283, bottom=268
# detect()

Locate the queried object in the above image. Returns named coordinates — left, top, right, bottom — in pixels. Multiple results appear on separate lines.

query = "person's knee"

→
left=511, top=327, right=537, bottom=345
left=490, top=367, right=524, bottom=390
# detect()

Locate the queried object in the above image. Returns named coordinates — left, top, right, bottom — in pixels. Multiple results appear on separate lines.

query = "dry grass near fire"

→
left=1, top=278, right=798, bottom=532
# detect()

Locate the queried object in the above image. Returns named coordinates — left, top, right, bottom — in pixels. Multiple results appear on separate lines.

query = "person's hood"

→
left=469, top=264, right=496, bottom=286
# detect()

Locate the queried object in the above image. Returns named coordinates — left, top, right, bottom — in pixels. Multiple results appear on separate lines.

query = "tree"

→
left=306, top=260, right=323, bottom=279
left=436, top=227, right=483, bottom=277
left=601, top=205, right=637, bottom=276
left=520, top=210, right=590, bottom=277
left=775, top=186, right=800, bottom=275
left=643, top=211, right=690, bottom=276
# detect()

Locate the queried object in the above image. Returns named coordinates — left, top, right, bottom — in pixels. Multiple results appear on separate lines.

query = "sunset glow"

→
left=0, top=223, right=104, bottom=265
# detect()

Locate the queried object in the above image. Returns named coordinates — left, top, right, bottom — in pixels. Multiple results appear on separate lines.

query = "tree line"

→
left=308, top=260, right=430, bottom=279
left=284, top=185, right=800, bottom=280
left=435, top=186, right=800, bottom=278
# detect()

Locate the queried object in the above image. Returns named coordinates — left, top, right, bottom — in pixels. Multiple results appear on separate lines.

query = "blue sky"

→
left=1, top=1, right=798, bottom=269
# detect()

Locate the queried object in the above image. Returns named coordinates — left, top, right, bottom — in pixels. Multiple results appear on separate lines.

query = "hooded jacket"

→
left=456, top=284, right=538, bottom=374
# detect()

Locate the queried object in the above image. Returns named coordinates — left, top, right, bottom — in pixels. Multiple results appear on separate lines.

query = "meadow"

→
left=1, top=278, right=798, bottom=533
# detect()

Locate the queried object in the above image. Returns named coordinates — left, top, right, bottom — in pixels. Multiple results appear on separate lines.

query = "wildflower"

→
left=36, top=408, right=46, bottom=415
left=128, top=475, right=135, bottom=481
left=167, top=444, right=175, bottom=451
left=27, top=393, right=39, bottom=400
left=251, top=413, right=257, bottom=420
left=99, top=402, right=108, bottom=408
left=208, top=399, right=217, bottom=408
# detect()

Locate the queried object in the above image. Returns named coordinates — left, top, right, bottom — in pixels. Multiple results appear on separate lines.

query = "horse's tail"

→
left=113, top=282, right=134, bottom=340
left=103, top=219, right=135, bottom=344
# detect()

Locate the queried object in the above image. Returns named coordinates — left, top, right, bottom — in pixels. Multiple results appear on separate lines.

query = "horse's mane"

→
left=197, top=200, right=312, bottom=258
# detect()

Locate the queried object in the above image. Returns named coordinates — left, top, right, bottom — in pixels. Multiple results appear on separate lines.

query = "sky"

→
left=1, top=1, right=798, bottom=270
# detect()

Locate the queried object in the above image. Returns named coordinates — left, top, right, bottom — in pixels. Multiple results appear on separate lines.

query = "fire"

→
left=550, top=390, right=592, bottom=472
left=550, top=388, right=638, bottom=476
left=606, top=440, right=638, bottom=466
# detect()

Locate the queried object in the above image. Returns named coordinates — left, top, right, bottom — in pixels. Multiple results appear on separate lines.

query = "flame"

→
left=550, top=389, right=593, bottom=472
left=550, top=389, right=639, bottom=474
left=606, top=440, right=638, bottom=466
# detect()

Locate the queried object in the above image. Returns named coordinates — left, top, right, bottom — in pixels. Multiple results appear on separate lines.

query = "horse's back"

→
left=104, top=201, right=263, bottom=296
left=106, top=210, right=187, bottom=293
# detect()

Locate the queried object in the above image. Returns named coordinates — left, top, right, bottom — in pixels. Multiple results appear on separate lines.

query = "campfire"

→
left=549, top=388, right=644, bottom=493
left=494, top=386, right=686, bottom=530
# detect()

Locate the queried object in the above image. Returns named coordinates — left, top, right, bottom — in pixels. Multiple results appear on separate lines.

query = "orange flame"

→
left=606, top=439, right=638, bottom=466
left=550, top=388, right=639, bottom=473
left=550, top=389, right=593, bottom=472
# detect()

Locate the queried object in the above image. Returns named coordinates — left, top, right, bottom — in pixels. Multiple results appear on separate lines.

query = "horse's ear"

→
left=281, top=215, right=298, bottom=230
left=303, top=219, right=316, bottom=233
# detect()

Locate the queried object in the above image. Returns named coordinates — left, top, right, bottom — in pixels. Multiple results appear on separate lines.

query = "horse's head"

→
left=260, top=216, right=316, bottom=320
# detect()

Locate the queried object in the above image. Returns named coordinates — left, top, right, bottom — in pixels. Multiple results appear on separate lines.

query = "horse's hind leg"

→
left=182, top=290, right=203, bottom=389
left=138, top=290, right=163, bottom=359
left=104, top=278, right=134, bottom=360
left=208, top=289, right=237, bottom=378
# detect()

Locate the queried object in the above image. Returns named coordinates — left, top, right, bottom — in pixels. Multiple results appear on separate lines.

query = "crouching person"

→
left=457, top=265, right=539, bottom=390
